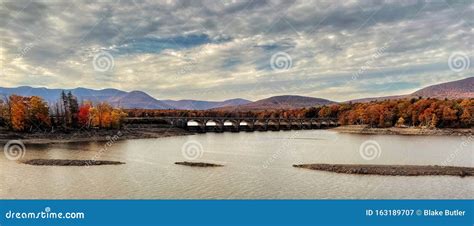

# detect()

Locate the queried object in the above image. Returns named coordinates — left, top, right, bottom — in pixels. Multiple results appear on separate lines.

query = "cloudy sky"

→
left=1, top=0, right=473, bottom=101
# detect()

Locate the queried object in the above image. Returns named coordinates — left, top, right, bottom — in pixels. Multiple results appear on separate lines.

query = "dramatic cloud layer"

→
left=1, top=0, right=473, bottom=101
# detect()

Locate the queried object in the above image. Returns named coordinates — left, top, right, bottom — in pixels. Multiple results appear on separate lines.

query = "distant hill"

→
left=107, top=91, right=175, bottom=109
left=350, top=77, right=474, bottom=103
left=0, top=86, right=250, bottom=110
left=216, top=95, right=336, bottom=111
left=412, top=77, right=473, bottom=99
left=162, top=98, right=251, bottom=110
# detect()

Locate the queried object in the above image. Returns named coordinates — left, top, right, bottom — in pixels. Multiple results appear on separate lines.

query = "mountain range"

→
left=350, top=77, right=473, bottom=103
left=215, top=95, right=335, bottom=111
left=0, top=77, right=472, bottom=110
left=0, top=87, right=174, bottom=109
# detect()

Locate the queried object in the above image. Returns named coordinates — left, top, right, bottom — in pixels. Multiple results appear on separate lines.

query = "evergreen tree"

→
left=67, top=92, right=79, bottom=127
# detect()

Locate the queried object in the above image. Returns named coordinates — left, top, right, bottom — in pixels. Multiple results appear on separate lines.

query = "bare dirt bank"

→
left=332, top=125, right=473, bottom=136
left=175, top=161, right=224, bottom=167
left=293, top=163, right=474, bottom=177
left=0, top=126, right=193, bottom=144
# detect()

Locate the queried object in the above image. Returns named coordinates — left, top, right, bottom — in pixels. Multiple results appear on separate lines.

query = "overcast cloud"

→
left=1, top=0, right=473, bottom=101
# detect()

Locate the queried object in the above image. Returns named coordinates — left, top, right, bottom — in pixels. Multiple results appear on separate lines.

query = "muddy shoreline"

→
left=332, top=125, right=473, bottom=136
left=1, top=124, right=471, bottom=145
left=175, top=161, right=224, bottom=167
left=293, top=163, right=474, bottom=177
left=0, top=126, right=193, bottom=144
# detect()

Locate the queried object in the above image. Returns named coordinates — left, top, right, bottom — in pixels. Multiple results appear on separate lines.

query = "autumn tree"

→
left=88, top=102, right=125, bottom=128
left=318, top=106, right=332, bottom=118
left=459, top=99, right=473, bottom=127
left=430, top=114, right=438, bottom=129
left=110, top=109, right=127, bottom=129
left=78, top=102, right=92, bottom=128
left=441, top=105, right=458, bottom=127
left=9, top=95, right=28, bottom=131
left=28, top=96, right=51, bottom=128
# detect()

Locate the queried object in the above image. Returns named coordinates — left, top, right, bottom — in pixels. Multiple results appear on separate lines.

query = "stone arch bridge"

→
left=124, top=117, right=339, bottom=132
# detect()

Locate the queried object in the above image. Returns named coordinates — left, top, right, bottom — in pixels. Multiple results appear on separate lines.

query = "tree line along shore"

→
left=0, top=91, right=127, bottom=132
left=127, top=97, right=473, bottom=129
left=0, top=92, right=472, bottom=142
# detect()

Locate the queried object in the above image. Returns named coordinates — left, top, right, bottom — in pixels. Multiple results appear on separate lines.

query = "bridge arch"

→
left=187, top=120, right=203, bottom=127
left=224, top=120, right=239, bottom=126
left=205, top=119, right=223, bottom=126
left=239, top=120, right=253, bottom=126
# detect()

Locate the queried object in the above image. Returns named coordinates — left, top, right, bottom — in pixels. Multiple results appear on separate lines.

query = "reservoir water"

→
left=1, top=130, right=472, bottom=199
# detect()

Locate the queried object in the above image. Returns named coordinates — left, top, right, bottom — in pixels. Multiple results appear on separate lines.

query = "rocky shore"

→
left=293, top=163, right=474, bottom=177
left=21, top=159, right=125, bottom=166
left=332, top=125, right=473, bottom=136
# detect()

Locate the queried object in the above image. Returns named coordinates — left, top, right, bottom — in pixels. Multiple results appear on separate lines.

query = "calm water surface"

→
left=1, top=130, right=473, bottom=199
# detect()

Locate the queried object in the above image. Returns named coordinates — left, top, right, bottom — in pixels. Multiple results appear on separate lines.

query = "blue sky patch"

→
left=114, top=34, right=228, bottom=55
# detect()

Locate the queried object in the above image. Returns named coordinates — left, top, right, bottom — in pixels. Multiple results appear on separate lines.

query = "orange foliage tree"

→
left=78, top=102, right=92, bottom=127
left=28, top=96, right=51, bottom=128
left=9, top=95, right=28, bottom=131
